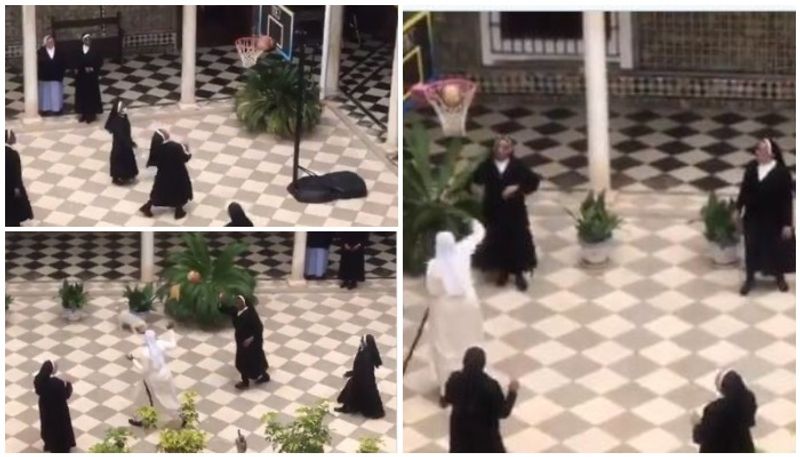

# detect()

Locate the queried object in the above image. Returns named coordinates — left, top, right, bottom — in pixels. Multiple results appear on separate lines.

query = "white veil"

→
left=144, top=330, right=167, bottom=375
left=432, top=231, right=470, bottom=296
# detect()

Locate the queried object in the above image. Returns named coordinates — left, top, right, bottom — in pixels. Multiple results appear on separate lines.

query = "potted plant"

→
left=124, top=283, right=156, bottom=314
left=157, top=234, right=256, bottom=327
left=157, top=391, right=207, bottom=453
left=235, top=54, right=322, bottom=138
left=404, top=122, right=482, bottom=275
left=136, top=405, right=159, bottom=429
left=567, top=191, right=622, bottom=266
left=89, top=427, right=133, bottom=453
left=357, top=436, right=383, bottom=453
left=263, top=401, right=332, bottom=453
left=700, top=192, right=740, bottom=265
left=59, top=279, right=88, bottom=321
left=178, top=390, right=200, bottom=428
left=5, top=294, right=11, bottom=311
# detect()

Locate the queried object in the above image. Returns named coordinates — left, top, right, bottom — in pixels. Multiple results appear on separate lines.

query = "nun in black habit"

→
left=140, top=138, right=193, bottom=219
left=736, top=138, right=794, bottom=295
left=472, top=136, right=540, bottom=292
left=34, top=360, right=76, bottom=453
left=335, top=334, right=385, bottom=419
left=105, top=99, right=138, bottom=185
left=6, top=130, right=34, bottom=227
left=692, top=369, right=757, bottom=453
left=73, top=33, right=103, bottom=123
left=337, top=232, right=368, bottom=289
left=225, top=202, right=254, bottom=227
left=444, top=347, right=518, bottom=453
left=219, top=294, right=270, bottom=390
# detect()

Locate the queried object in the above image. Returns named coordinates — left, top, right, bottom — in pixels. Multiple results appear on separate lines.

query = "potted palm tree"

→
left=404, top=122, right=482, bottom=274
left=700, top=192, right=741, bottom=265
left=124, top=283, right=156, bottom=315
left=59, top=279, right=88, bottom=321
left=568, top=191, right=622, bottom=266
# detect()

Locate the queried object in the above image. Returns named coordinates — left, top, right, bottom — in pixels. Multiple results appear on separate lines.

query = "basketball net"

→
left=422, top=79, right=477, bottom=137
left=235, top=36, right=265, bottom=68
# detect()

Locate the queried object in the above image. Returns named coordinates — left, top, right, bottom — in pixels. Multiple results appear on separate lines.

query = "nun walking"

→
left=218, top=294, right=270, bottom=390
left=692, top=370, right=757, bottom=452
left=140, top=139, right=193, bottom=219
left=127, top=325, right=181, bottom=427
left=335, top=334, right=385, bottom=419
left=37, top=35, right=66, bottom=116
left=6, top=130, right=34, bottom=227
left=73, top=33, right=103, bottom=123
left=147, top=128, right=169, bottom=168
left=34, top=360, right=76, bottom=453
left=105, top=99, right=138, bottom=185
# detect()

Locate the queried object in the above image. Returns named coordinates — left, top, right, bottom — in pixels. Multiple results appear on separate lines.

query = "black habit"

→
left=472, top=157, right=540, bottom=273
left=736, top=159, right=794, bottom=276
left=6, top=145, right=34, bottom=226
left=73, top=46, right=103, bottom=118
left=308, top=232, right=334, bottom=249
left=147, top=130, right=167, bottom=168
left=337, top=232, right=368, bottom=282
left=226, top=203, right=254, bottom=227
left=692, top=371, right=757, bottom=453
left=34, top=361, right=76, bottom=453
left=37, top=47, right=67, bottom=83
left=221, top=302, right=269, bottom=381
left=105, top=104, right=138, bottom=182
left=444, top=367, right=517, bottom=452
left=337, top=335, right=385, bottom=419
left=150, top=141, right=193, bottom=208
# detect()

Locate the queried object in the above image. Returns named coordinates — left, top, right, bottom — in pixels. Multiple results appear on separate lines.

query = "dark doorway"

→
left=195, top=6, right=253, bottom=47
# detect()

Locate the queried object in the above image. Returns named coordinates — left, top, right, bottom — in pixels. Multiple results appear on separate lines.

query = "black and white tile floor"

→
left=405, top=101, right=795, bottom=194
left=6, top=232, right=396, bottom=283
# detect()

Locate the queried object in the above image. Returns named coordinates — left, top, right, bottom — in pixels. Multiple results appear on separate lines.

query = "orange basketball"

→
left=257, top=36, right=274, bottom=51
left=441, top=83, right=462, bottom=107
left=187, top=270, right=202, bottom=284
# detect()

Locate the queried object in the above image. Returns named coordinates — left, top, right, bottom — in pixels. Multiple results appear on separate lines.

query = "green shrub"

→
left=136, top=405, right=159, bottom=429
left=59, top=280, right=88, bottom=310
left=567, top=191, right=622, bottom=244
left=235, top=54, right=322, bottom=138
left=701, top=191, right=740, bottom=246
left=157, top=428, right=207, bottom=453
left=5, top=294, right=11, bottom=311
left=357, top=436, right=383, bottom=453
left=403, top=123, right=482, bottom=275
left=89, top=427, right=132, bottom=453
left=124, top=283, right=156, bottom=313
left=263, top=401, right=332, bottom=453
left=179, top=390, right=200, bottom=428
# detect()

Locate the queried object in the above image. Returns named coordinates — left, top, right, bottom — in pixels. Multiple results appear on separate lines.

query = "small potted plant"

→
left=157, top=390, right=206, bottom=453
left=124, top=283, right=156, bottom=315
left=263, top=401, right=332, bottom=453
left=89, top=427, right=133, bottom=453
left=136, top=405, right=159, bottom=429
left=567, top=191, right=622, bottom=266
left=357, top=436, right=383, bottom=453
left=700, top=192, right=740, bottom=265
left=59, top=279, right=88, bottom=321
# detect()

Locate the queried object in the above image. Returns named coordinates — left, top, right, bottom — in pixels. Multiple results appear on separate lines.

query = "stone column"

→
left=140, top=232, right=155, bottom=283
left=320, top=5, right=344, bottom=99
left=385, top=38, right=399, bottom=148
left=22, top=5, right=39, bottom=118
left=288, top=231, right=307, bottom=286
left=180, top=5, right=197, bottom=105
left=583, top=11, right=611, bottom=193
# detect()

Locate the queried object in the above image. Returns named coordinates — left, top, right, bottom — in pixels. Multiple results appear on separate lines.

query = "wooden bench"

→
left=51, top=12, right=125, bottom=64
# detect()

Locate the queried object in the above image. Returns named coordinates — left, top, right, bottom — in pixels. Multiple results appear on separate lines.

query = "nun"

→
left=105, top=99, right=138, bottom=185
left=127, top=325, right=181, bottom=427
left=37, top=35, right=66, bottom=116
left=444, top=347, right=519, bottom=453
left=337, top=232, right=369, bottom=289
left=305, top=232, right=334, bottom=279
left=6, top=129, right=34, bottom=227
left=692, top=369, right=757, bottom=452
left=335, top=334, right=385, bottom=419
left=218, top=294, right=270, bottom=389
left=34, top=360, right=76, bottom=453
left=426, top=219, right=485, bottom=405
left=226, top=202, right=254, bottom=227
left=140, top=140, right=193, bottom=219
left=736, top=138, right=795, bottom=295
left=73, top=33, right=103, bottom=123
left=147, top=128, right=169, bottom=168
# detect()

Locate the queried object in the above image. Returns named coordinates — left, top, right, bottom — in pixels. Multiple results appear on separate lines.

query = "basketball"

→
left=441, top=83, right=462, bottom=107
left=187, top=270, right=202, bottom=284
left=257, top=35, right=274, bottom=51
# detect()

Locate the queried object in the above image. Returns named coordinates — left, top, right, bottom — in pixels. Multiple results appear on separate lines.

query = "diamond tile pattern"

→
left=403, top=193, right=795, bottom=452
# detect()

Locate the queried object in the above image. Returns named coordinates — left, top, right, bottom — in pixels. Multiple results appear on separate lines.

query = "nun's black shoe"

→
left=439, top=396, right=447, bottom=408
left=256, top=373, right=270, bottom=384
left=496, top=272, right=509, bottom=287
left=128, top=419, right=143, bottom=427
left=334, top=406, right=350, bottom=413
left=777, top=277, right=789, bottom=292
left=339, top=282, right=347, bottom=288
left=514, top=274, right=528, bottom=292
left=175, top=207, right=187, bottom=219
left=739, top=279, right=754, bottom=296
left=235, top=381, right=250, bottom=390
left=139, top=203, right=153, bottom=217
left=78, top=114, right=86, bottom=123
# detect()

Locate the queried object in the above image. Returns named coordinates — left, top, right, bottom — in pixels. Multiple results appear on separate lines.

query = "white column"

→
left=22, top=6, right=39, bottom=118
left=385, top=38, right=399, bottom=148
left=140, top=232, right=155, bottom=283
left=288, top=231, right=307, bottom=286
left=320, top=5, right=344, bottom=99
left=583, top=11, right=611, bottom=193
left=180, top=5, right=197, bottom=105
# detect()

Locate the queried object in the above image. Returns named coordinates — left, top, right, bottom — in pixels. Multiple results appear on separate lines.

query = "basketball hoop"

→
left=420, top=78, right=477, bottom=137
left=235, top=35, right=275, bottom=68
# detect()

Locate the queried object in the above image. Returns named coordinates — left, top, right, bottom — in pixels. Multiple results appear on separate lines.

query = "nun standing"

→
left=335, top=334, right=385, bottom=418
left=37, top=35, right=66, bottom=116
left=692, top=370, right=757, bottom=452
left=218, top=294, right=270, bottom=390
left=305, top=232, right=334, bottom=279
left=337, top=232, right=369, bottom=289
left=73, top=33, right=103, bottom=123
left=6, top=129, right=34, bottom=227
left=105, top=99, right=138, bottom=185
left=34, top=360, right=76, bottom=453
left=127, top=326, right=181, bottom=427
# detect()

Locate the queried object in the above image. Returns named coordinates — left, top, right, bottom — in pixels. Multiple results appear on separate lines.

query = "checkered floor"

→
left=6, top=232, right=396, bottom=282
left=6, top=37, right=392, bottom=141
left=5, top=279, right=397, bottom=453
left=5, top=98, right=397, bottom=227
left=405, top=101, right=795, bottom=194
left=403, top=191, right=795, bottom=452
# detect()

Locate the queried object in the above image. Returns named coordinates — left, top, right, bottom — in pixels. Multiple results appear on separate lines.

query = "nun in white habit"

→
left=425, top=219, right=486, bottom=405
left=127, top=326, right=180, bottom=427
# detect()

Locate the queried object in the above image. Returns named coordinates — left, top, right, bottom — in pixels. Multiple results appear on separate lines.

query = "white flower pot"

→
left=63, top=308, right=83, bottom=322
left=709, top=241, right=739, bottom=266
left=580, top=239, right=612, bottom=266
